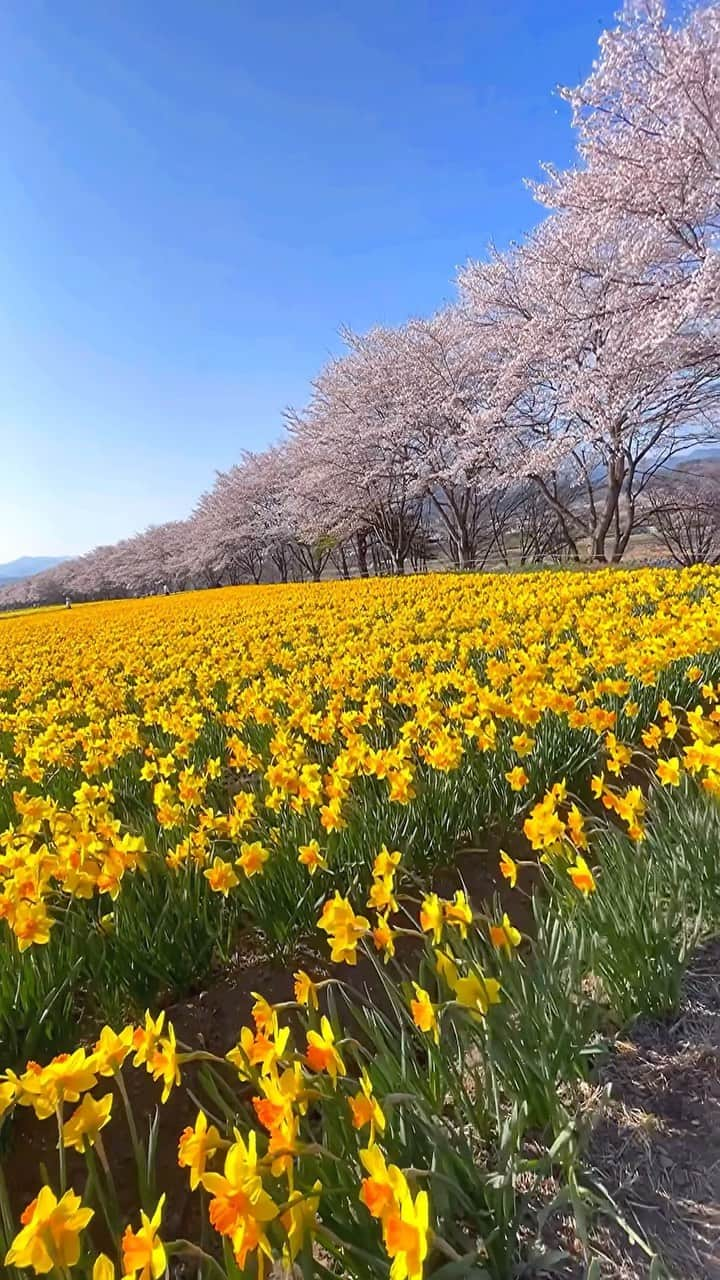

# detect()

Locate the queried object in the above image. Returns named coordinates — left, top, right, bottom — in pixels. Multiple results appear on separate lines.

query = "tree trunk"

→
left=389, top=544, right=406, bottom=574
left=457, top=528, right=476, bottom=571
left=530, top=477, right=582, bottom=561
left=590, top=528, right=608, bottom=562
left=355, top=532, right=369, bottom=578
left=590, top=461, right=624, bottom=562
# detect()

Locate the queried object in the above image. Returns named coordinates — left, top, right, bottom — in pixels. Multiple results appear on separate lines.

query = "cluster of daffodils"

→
left=1, top=568, right=719, bottom=966
left=0, top=785, right=146, bottom=950
left=0, top=842, right=546, bottom=1279
left=2, top=567, right=720, bottom=1274
left=2, top=729, right=720, bottom=1279
left=1, top=1024, right=180, bottom=1278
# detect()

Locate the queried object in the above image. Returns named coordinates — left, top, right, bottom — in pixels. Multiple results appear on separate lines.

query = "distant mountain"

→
left=669, top=454, right=720, bottom=483
left=0, top=556, right=68, bottom=584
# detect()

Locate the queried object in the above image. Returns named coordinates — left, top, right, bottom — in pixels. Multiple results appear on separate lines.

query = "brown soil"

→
left=579, top=939, right=720, bottom=1278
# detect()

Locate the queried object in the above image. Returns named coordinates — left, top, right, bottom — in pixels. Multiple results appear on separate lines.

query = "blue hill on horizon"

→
left=0, top=555, right=68, bottom=583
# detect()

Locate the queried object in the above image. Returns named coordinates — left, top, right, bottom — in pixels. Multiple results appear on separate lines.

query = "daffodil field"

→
left=3, top=567, right=720, bottom=1278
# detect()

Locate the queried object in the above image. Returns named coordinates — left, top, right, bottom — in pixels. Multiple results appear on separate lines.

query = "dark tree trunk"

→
left=355, top=531, right=369, bottom=578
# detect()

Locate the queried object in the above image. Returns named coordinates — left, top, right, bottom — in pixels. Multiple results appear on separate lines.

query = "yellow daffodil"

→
left=349, top=1067, right=386, bottom=1138
left=499, top=850, right=518, bottom=887
left=384, top=1185, right=430, bottom=1280
left=293, top=969, right=320, bottom=1009
left=121, top=1195, right=167, bottom=1280
left=6, top=1187, right=93, bottom=1273
left=178, top=1110, right=222, bottom=1189
left=204, top=856, right=239, bottom=895
left=419, top=892, right=444, bottom=943
left=444, top=889, right=473, bottom=937
left=489, top=913, right=522, bottom=952
left=656, top=756, right=681, bottom=786
left=297, top=840, right=327, bottom=874
left=62, top=1091, right=113, bottom=1151
left=505, top=765, right=528, bottom=791
left=410, top=984, right=439, bottom=1043
left=306, top=1015, right=346, bottom=1080
left=567, top=854, right=596, bottom=896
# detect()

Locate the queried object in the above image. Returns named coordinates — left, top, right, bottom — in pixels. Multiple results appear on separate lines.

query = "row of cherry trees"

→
left=4, top=0, right=720, bottom=608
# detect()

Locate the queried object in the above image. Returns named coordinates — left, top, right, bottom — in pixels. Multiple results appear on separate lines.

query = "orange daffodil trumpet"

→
left=360, top=1145, right=431, bottom=1279
left=202, top=1132, right=278, bottom=1269
left=489, top=913, right=522, bottom=952
left=567, top=854, right=596, bottom=896
left=306, top=1016, right=346, bottom=1082
left=349, top=1067, right=386, bottom=1139
left=121, top=1196, right=167, bottom=1279
left=499, top=850, right=518, bottom=887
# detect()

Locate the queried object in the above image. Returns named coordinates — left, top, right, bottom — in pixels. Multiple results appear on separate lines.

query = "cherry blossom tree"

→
left=286, top=329, right=423, bottom=574
left=287, top=307, right=510, bottom=572
left=191, top=469, right=267, bottom=586
left=455, top=0, right=720, bottom=563
left=389, top=309, right=509, bottom=569
left=0, top=521, right=196, bottom=608
left=535, top=0, right=720, bottom=282
left=458, top=205, right=720, bottom=561
left=190, top=448, right=295, bottom=585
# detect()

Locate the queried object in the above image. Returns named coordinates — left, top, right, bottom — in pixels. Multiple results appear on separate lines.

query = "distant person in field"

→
left=162, top=583, right=170, bottom=596
left=65, top=597, right=71, bottom=609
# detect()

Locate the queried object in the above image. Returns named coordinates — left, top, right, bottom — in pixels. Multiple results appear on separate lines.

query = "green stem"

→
left=184, top=1087, right=227, bottom=1131
left=86, top=1140, right=122, bottom=1251
left=83, top=1146, right=120, bottom=1264
left=0, top=1160, right=17, bottom=1245
left=94, top=1133, right=120, bottom=1205
left=113, top=1070, right=146, bottom=1202
left=317, top=1224, right=386, bottom=1269
left=114, top=1071, right=141, bottom=1155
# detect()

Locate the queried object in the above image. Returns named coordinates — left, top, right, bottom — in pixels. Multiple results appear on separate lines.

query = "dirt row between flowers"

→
left=577, top=937, right=720, bottom=1280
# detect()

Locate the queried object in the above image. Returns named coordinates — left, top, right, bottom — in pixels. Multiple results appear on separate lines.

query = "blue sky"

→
left=1, top=0, right=617, bottom=561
